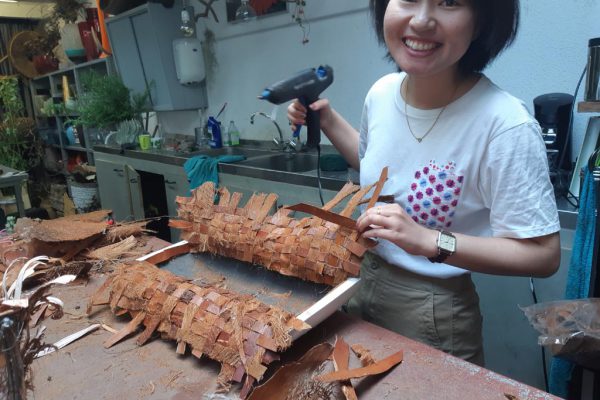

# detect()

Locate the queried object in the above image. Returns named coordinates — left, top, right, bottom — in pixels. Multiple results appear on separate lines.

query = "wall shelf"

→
left=578, top=101, right=600, bottom=113
left=30, top=57, right=115, bottom=173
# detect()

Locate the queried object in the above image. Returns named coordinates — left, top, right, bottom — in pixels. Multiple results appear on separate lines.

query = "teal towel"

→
left=549, top=168, right=596, bottom=397
left=184, top=154, right=246, bottom=193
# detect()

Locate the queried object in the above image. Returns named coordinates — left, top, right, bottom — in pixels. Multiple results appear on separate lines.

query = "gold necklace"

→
left=403, top=78, right=456, bottom=143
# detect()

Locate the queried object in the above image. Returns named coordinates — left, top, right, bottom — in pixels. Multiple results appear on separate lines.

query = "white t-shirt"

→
left=359, top=72, right=560, bottom=278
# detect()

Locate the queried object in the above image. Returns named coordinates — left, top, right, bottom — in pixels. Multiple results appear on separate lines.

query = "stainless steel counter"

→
left=93, top=143, right=577, bottom=226
left=93, top=142, right=356, bottom=192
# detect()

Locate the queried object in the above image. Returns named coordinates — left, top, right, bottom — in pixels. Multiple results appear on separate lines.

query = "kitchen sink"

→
left=238, top=153, right=319, bottom=172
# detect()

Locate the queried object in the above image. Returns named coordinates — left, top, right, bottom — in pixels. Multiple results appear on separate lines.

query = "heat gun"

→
left=258, top=65, right=334, bottom=148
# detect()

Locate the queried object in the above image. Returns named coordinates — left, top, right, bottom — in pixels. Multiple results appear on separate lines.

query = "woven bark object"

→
left=89, top=260, right=309, bottom=394
left=171, top=180, right=380, bottom=286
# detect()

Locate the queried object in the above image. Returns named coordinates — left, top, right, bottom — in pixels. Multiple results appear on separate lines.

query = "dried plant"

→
left=25, top=0, right=86, bottom=57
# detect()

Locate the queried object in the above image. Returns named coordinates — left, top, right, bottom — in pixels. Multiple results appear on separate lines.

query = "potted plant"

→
left=0, top=77, right=41, bottom=171
left=73, top=71, right=151, bottom=146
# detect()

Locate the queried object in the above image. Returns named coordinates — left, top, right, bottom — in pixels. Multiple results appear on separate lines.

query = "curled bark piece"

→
left=315, top=350, right=403, bottom=383
left=90, top=261, right=308, bottom=392
left=332, top=336, right=358, bottom=400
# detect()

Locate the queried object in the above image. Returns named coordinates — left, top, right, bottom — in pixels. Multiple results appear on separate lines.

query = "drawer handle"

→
left=165, top=180, right=177, bottom=185
left=113, top=168, right=124, bottom=173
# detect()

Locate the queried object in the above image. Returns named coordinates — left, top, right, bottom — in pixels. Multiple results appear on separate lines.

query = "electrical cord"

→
left=316, top=144, right=325, bottom=206
left=565, top=189, right=580, bottom=209
left=530, top=277, right=549, bottom=393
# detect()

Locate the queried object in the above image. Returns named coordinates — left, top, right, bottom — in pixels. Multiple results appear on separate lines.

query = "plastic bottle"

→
left=195, top=115, right=207, bottom=149
left=228, top=120, right=240, bottom=146
left=223, top=123, right=232, bottom=147
left=207, top=116, right=222, bottom=148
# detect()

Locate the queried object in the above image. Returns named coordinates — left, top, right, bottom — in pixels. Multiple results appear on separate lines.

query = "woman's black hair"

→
left=369, top=0, right=520, bottom=75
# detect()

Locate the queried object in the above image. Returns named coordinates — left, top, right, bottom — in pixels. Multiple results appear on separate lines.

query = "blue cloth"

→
left=549, top=168, right=596, bottom=397
left=184, top=154, right=246, bottom=193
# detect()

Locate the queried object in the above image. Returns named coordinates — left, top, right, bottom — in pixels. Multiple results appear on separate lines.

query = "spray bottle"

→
left=207, top=116, right=222, bottom=148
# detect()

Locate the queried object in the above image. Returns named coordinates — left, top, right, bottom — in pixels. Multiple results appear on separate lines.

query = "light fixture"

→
left=235, top=0, right=257, bottom=22
left=180, top=8, right=195, bottom=37
left=0, top=0, right=19, bottom=3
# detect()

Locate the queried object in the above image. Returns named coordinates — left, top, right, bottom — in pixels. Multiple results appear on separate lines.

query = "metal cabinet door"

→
left=164, top=170, right=189, bottom=242
left=96, top=160, right=145, bottom=221
left=104, top=15, right=148, bottom=101
left=130, top=7, right=173, bottom=110
left=96, top=159, right=132, bottom=221
left=125, top=165, right=145, bottom=221
left=106, top=0, right=207, bottom=112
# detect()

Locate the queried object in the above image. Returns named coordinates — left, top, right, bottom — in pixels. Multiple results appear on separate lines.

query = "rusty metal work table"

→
left=31, top=268, right=560, bottom=400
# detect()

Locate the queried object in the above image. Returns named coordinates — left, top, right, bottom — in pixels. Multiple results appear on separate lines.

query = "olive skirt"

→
left=346, top=251, right=485, bottom=366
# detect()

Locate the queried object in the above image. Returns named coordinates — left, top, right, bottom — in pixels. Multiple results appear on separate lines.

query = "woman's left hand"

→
left=356, top=203, right=438, bottom=258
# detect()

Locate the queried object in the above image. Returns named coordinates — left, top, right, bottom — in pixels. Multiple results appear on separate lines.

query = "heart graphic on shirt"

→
left=405, top=161, right=464, bottom=229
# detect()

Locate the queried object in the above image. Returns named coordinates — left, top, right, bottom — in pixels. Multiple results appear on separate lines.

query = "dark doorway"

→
left=138, top=170, right=171, bottom=242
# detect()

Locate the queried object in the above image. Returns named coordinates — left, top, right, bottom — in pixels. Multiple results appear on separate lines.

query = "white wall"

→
left=0, top=2, right=50, bottom=19
left=0, top=1, right=98, bottom=19
left=164, top=0, right=599, bottom=166
left=157, top=0, right=598, bottom=391
left=160, top=2, right=393, bottom=138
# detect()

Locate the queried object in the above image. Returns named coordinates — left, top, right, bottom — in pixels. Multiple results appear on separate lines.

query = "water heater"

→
left=173, top=37, right=205, bottom=86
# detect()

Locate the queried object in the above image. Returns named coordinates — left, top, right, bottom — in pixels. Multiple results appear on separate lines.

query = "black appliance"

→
left=533, top=93, right=574, bottom=177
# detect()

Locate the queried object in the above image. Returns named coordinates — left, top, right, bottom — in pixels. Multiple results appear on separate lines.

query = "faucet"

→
left=249, top=111, right=291, bottom=151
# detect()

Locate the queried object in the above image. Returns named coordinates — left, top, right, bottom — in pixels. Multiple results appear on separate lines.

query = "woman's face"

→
left=383, top=0, right=477, bottom=79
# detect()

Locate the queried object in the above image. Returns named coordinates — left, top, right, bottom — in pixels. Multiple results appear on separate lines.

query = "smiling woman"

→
left=287, top=0, right=561, bottom=372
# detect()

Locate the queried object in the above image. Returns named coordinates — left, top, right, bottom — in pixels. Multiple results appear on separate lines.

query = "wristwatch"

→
left=428, top=229, right=456, bottom=263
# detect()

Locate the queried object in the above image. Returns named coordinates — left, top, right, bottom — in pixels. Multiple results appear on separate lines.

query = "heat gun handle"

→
left=305, top=106, right=321, bottom=148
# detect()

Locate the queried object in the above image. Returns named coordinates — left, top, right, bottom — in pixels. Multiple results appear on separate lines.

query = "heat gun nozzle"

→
left=259, top=89, right=271, bottom=100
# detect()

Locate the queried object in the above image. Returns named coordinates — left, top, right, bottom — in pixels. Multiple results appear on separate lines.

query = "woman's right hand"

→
left=287, top=98, right=334, bottom=132
left=289, top=97, right=360, bottom=170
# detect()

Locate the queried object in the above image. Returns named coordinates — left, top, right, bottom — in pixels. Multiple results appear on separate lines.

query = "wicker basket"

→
left=68, top=180, right=99, bottom=213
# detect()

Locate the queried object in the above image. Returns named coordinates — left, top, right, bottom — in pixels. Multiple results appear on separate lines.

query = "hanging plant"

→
left=286, top=0, right=309, bottom=44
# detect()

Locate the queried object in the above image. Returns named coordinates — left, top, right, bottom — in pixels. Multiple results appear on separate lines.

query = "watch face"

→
left=439, top=233, right=456, bottom=252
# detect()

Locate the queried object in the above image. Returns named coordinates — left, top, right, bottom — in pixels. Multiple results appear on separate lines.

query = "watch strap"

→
left=428, top=252, right=451, bottom=263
